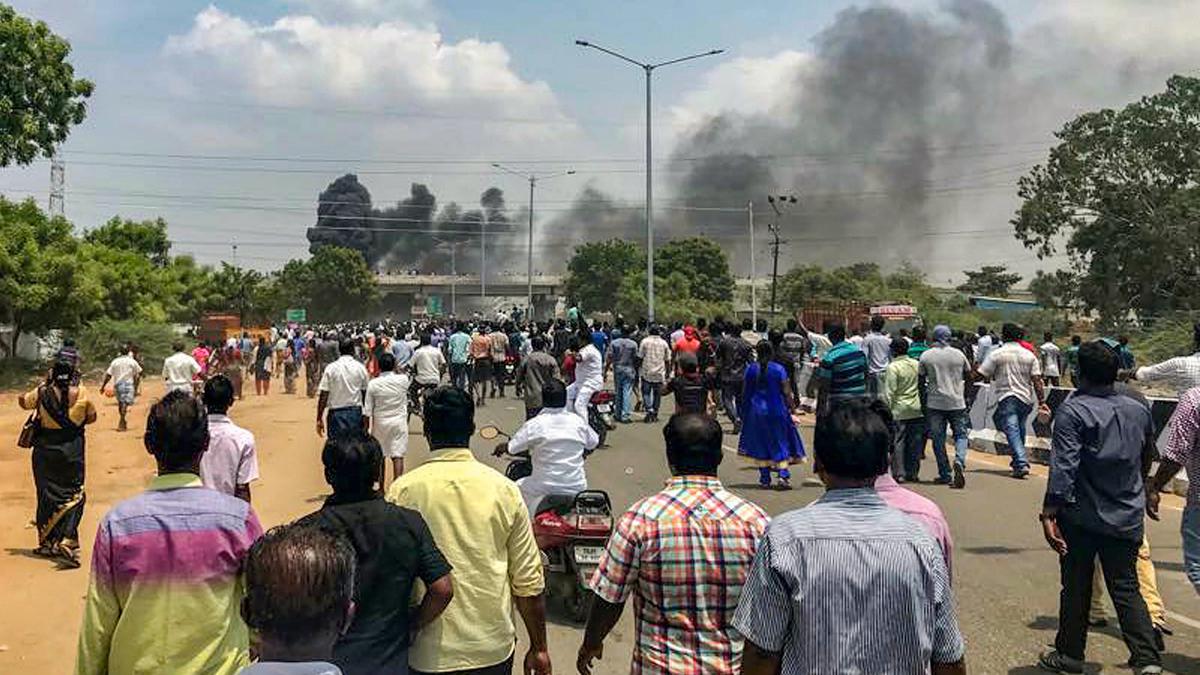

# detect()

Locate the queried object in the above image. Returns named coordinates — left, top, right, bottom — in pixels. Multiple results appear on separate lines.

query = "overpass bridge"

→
left=376, top=274, right=565, bottom=319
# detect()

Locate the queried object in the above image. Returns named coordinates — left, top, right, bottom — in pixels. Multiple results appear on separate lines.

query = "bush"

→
left=0, top=358, right=43, bottom=392
left=77, top=319, right=177, bottom=373
left=1129, top=314, right=1198, bottom=366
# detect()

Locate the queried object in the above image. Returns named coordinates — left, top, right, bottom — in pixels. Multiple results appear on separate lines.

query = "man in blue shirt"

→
left=1037, top=341, right=1161, bottom=674
left=813, top=321, right=868, bottom=416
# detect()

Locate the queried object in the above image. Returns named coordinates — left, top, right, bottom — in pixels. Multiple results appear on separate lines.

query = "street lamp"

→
left=576, top=39, right=723, bottom=322
left=492, top=163, right=575, bottom=322
left=432, top=237, right=466, bottom=316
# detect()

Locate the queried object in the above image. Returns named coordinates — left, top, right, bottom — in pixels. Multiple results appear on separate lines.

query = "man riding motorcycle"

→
left=494, top=380, right=599, bottom=514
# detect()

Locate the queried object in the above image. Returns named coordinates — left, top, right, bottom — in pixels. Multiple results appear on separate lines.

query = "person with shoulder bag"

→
left=16, top=359, right=97, bottom=568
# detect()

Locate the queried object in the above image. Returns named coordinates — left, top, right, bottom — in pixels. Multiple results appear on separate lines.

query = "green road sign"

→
left=285, top=308, right=307, bottom=322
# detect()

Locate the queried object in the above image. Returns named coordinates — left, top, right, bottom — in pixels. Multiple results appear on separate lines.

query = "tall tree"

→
left=564, top=239, right=642, bottom=312
left=957, top=265, right=1021, bottom=297
left=1013, top=75, right=1200, bottom=322
left=83, top=217, right=172, bottom=267
left=655, top=237, right=735, bottom=303
left=301, top=246, right=379, bottom=322
left=0, top=4, right=94, bottom=166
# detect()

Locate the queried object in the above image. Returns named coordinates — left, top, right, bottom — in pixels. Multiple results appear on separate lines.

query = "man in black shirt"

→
left=300, top=433, right=454, bottom=675
left=663, top=352, right=711, bottom=415
left=717, top=323, right=753, bottom=433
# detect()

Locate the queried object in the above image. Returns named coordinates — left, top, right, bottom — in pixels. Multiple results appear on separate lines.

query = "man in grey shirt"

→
left=919, top=325, right=973, bottom=488
left=605, top=329, right=639, bottom=423
left=1038, top=341, right=1161, bottom=674
left=735, top=399, right=965, bottom=675
left=860, top=315, right=893, bottom=399
left=516, top=335, right=561, bottom=419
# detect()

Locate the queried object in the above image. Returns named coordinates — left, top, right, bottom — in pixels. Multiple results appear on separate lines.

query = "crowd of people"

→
left=11, top=310, right=1200, bottom=674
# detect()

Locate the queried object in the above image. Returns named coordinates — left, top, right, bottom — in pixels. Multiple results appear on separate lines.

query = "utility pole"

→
left=769, top=224, right=785, bottom=315
left=48, top=156, right=65, bottom=218
left=766, top=194, right=798, bottom=318
left=748, top=202, right=756, bottom=329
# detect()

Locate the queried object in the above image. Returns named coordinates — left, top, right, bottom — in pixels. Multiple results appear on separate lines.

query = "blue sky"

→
left=1, top=0, right=1195, bottom=281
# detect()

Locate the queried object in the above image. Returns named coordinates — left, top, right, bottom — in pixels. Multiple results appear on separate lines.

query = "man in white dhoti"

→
left=503, top=380, right=598, bottom=514
left=363, top=352, right=411, bottom=482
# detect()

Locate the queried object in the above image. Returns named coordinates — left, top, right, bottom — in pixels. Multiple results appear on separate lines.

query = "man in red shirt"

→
left=673, top=325, right=701, bottom=357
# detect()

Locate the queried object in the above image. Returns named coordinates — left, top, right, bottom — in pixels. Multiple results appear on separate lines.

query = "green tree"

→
left=83, top=217, right=172, bottom=267
left=0, top=197, right=102, bottom=357
left=655, top=237, right=734, bottom=303
left=956, top=265, right=1021, bottom=297
left=81, top=242, right=166, bottom=321
left=615, top=270, right=732, bottom=324
left=564, top=239, right=641, bottom=312
left=1028, top=269, right=1076, bottom=310
left=1013, top=75, right=1200, bottom=322
left=0, top=4, right=94, bottom=166
left=288, top=246, right=378, bottom=323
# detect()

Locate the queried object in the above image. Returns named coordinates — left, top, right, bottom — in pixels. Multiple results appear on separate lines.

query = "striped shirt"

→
left=816, top=340, right=868, bottom=399
left=1137, top=352, right=1200, bottom=397
left=75, top=473, right=263, bottom=675
left=732, top=488, right=964, bottom=674
left=1164, top=387, right=1200, bottom=505
left=590, top=476, right=770, bottom=675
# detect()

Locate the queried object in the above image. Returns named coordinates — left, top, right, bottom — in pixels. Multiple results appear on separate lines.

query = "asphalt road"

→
left=459, top=393, right=1200, bottom=675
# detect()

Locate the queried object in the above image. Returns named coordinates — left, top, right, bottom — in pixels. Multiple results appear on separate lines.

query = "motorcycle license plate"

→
left=573, top=545, right=605, bottom=565
left=596, top=403, right=612, bottom=413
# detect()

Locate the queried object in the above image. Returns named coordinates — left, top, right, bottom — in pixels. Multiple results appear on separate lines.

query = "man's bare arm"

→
left=739, top=639, right=783, bottom=675
left=932, top=659, right=967, bottom=675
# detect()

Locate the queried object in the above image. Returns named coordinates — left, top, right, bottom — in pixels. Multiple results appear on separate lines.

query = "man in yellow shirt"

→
left=387, top=386, right=550, bottom=675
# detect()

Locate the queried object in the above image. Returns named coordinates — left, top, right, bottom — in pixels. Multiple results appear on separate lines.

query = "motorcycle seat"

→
left=536, top=494, right=576, bottom=516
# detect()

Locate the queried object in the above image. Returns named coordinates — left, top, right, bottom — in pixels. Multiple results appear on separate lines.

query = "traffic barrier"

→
left=966, top=383, right=1188, bottom=497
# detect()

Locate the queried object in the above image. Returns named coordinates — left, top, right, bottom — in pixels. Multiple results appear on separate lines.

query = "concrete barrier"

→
left=966, top=383, right=1189, bottom=497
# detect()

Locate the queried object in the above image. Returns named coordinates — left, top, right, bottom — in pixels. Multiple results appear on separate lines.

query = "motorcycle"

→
left=481, top=425, right=614, bottom=623
left=588, top=390, right=616, bottom=447
left=503, top=353, right=519, bottom=386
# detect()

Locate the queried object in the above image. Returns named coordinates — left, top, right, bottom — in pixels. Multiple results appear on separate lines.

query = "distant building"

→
left=967, top=295, right=1041, bottom=317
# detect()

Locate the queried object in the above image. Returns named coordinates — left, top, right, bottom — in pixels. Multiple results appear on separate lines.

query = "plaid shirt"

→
left=1164, top=387, right=1200, bottom=505
left=590, top=476, right=769, bottom=675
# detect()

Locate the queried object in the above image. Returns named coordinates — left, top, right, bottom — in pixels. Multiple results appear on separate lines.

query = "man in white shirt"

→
left=364, top=352, right=412, bottom=481
left=411, top=333, right=446, bottom=388
left=496, top=380, right=598, bottom=513
left=1131, top=323, right=1200, bottom=397
left=317, top=338, right=371, bottom=439
left=978, top=323, right=1047, bottom=479
left=1040, top=332, right=1063, bottom=386
left=568, top=327, right=604, bottom=422
left=200, top=375, right=259, bottom=502
left=162, top=342, right=201, bottom=395
left=101, top=346, right=144, bottom=431
left=974, top=325, right=994, bottom=365
left=637, top=326, right=671, bottom=423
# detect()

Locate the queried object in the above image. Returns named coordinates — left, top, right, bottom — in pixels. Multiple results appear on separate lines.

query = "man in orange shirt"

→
left=469, top=324, right=494, bottom=406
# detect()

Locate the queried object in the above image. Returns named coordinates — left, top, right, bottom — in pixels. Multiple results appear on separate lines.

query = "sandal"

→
left=54, top=543, right=81, bottom=569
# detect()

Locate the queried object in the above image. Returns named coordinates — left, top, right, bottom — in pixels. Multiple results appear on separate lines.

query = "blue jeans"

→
left=614, top=370, right=635, bottom=421
left=993, top=396, right=1032, bottom=472
left=1184, top=503, right=1200, bottom=593
left=642, top=380, right=662, bottom=416
left=927, top=408, right=970, bottom=480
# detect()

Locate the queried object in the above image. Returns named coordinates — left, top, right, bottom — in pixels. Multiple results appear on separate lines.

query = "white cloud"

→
left=665, top=51, right=809, bottom=140
left=163, top=5, right=577, bottom=143
left=281, top=0, right=433, bottom=24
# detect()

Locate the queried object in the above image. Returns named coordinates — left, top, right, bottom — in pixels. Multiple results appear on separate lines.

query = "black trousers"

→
left=1054, top=520, right=1160, bottom=668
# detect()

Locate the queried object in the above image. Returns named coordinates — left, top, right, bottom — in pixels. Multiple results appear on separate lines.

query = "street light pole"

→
left=748, top=202, right=756, bottom=329
left=492, top=163, right=575, bottom=322
left=767, top=194, right=798, bottom=319
left=576, top=39, right=723, bottom=323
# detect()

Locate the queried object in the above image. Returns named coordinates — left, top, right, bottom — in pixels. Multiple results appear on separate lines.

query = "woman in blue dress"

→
left=738, top=341, right=806, bottom=489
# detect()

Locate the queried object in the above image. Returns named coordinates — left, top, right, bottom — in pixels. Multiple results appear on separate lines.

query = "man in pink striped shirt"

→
left=75, top=391, right=263, bottom=675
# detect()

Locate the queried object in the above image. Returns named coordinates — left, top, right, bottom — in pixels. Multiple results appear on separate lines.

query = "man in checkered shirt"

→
left=1147, top=384, right=1200, bottom=594
left=576, top=414, right=769, bottom=675
left=1130, top=323, right=1200, bottom=396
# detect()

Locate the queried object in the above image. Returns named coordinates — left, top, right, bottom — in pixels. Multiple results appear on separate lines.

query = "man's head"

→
left=145, top=390, right=209, bottom=474
left=932, top=325, right=952, bottom=344
left=1078, top=341, right=1119, bottom=388
left=173, top=341, right=185, bottom=353
left=814, top=399, right=892, bottom=486
left=423, top=386, right=474, bottom=449
left=677, top=351, right=699, bottom=374
left=767, top=329, right=783, bottom=348
left=1118, top=335, right=1130, bottom=347
left=1071, top=334, right=1082, bottom=346
left=890, top=337, right=909, bottom=358
left=531, top=335, right=546, bottom=351
left=202, top=375, right=236, bottom=415
left=338, top=339, right=355, bottom=356
left=978, top=325, right=988, bottom=337
left=1044, top=331, right=1054, bottom=343
left=542, top=379, right=568, bottom=409
left=378, top=352, right=396, bottom=373
left=322, top=432, right=383, bottom=498
left=241, top=524, right=356, bottom=660
left=870, top=315, right=885, bottom=332
left=419, top=332, right=432, bottom=347
left=824, top=320, right=846, bottom=343
left=786, top=318, right=798, bottom=332
left=1001, top=322, right=1022, bottom=343
left=911, top=325, right=926, bottom=342
left=741, top=318, right=753, bottom=331
left=663, top=413, right=723, bottom=476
